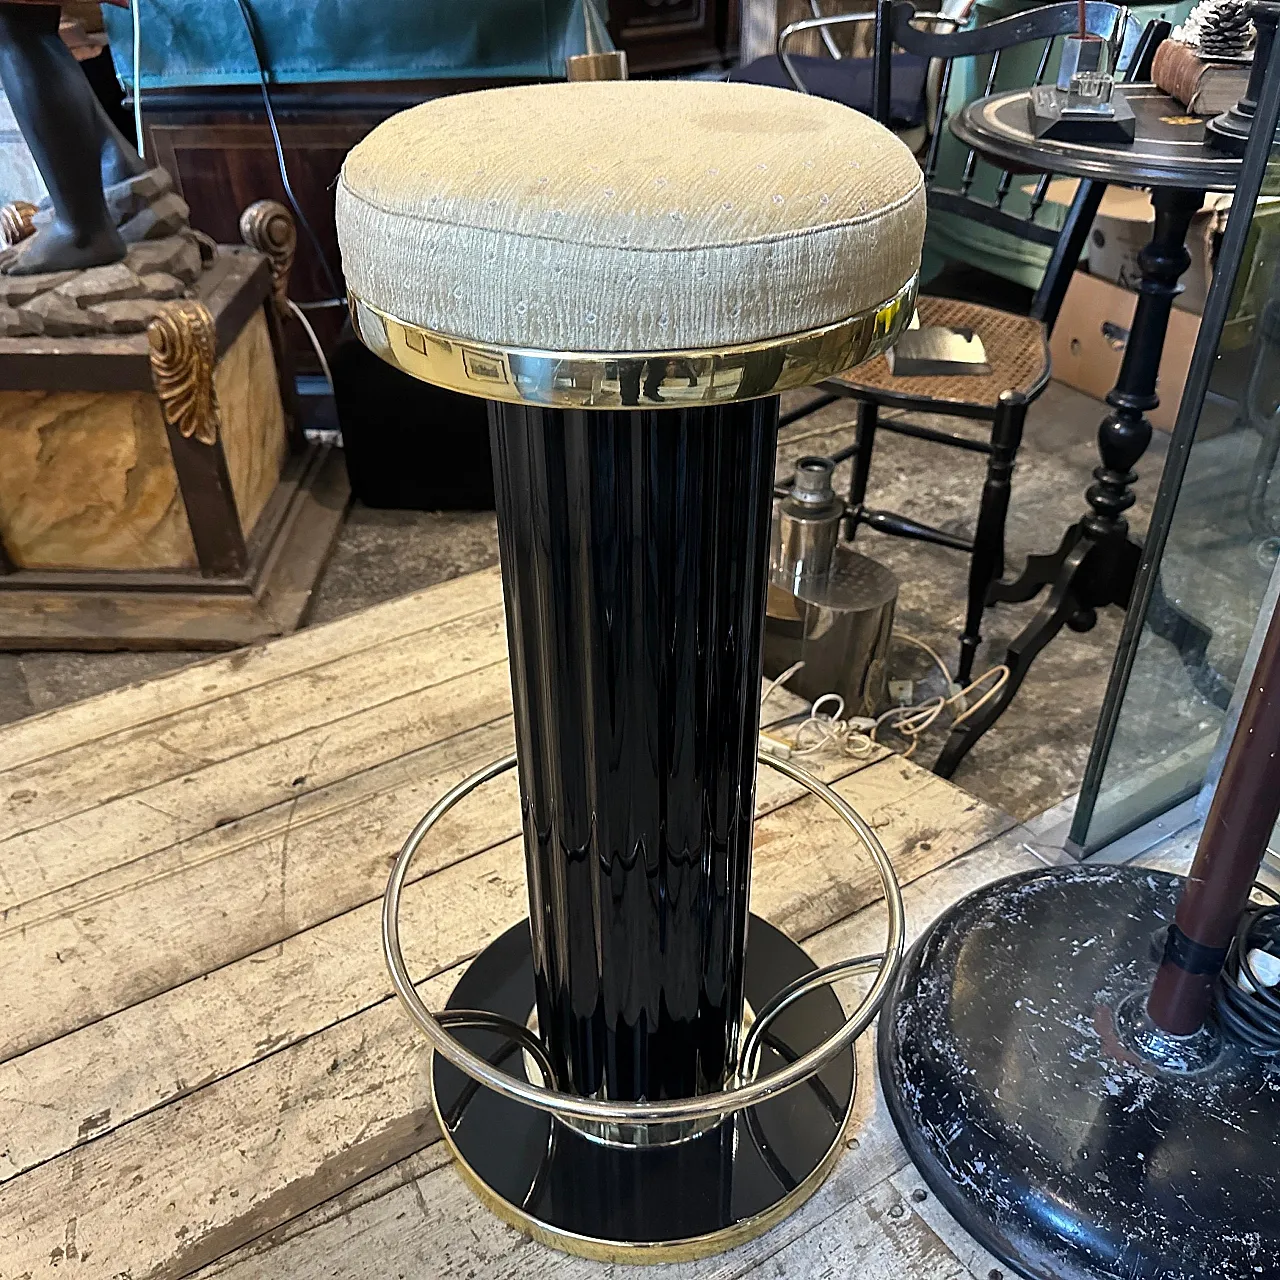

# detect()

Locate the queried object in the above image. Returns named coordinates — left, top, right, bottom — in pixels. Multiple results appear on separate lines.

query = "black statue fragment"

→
left=0, top=1, right=147, bottom=275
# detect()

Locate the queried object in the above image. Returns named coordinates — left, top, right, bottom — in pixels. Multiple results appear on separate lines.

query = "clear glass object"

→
left=1072, top=118, right=1280, bottom=853
left=1066, top=69, right=1116, bottom=108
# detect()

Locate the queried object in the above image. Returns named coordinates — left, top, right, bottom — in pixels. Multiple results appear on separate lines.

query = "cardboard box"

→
left=1087, top=188, right=1233, bottom=315
left=1049, top=269, right=1201, bottom=432
left=1025, top=179, right=1232, bottom=314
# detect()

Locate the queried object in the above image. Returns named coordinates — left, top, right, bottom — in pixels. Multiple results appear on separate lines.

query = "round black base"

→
left=432, top=915, right=855, bottom=1263
left=878, top=863, right=1280, bottom=1280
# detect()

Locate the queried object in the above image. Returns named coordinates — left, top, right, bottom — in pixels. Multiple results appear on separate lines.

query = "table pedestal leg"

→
left=934, top=187, right=1206, bottom=779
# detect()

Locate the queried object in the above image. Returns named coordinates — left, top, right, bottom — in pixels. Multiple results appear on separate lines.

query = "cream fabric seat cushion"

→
left=337, top=80, right=925, bottom=355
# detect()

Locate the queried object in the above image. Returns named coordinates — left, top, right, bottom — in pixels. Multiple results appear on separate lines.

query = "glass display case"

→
left=1071, top=92, right=1280, bottom=854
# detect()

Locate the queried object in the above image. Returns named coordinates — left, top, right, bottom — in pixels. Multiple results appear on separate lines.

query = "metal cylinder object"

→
left=774, top=455, right=844, bottom=590
left=766, top=459, right=898, bottom=718
left=764, top=552, right=898, bottom=719
left=565, top=0, right=628, bottom=81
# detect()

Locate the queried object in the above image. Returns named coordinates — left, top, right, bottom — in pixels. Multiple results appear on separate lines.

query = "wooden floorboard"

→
left=0, top=566, right=503, bottom=776
left=0, top=746, right=893, bottom=1179
left=0, top=606, right=509, bottom=905
left=0, top=567, right=1023, bottom=1280
left=0, top=772, right=1008, bottom=1279
left=188, top=833, right=1045, bottom=1280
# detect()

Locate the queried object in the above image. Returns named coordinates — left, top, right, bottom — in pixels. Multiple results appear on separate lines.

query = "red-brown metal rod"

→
left=1148, top=592, right=1280, bottom=1035
left=1078, top=0, right=1087, bottom=37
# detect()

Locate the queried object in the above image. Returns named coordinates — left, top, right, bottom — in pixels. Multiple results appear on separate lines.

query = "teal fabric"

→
left=104, top=0, right=600, bottom=89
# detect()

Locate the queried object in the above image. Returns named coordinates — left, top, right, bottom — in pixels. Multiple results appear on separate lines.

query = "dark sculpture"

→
left=0, top=1, right=147, bottom=275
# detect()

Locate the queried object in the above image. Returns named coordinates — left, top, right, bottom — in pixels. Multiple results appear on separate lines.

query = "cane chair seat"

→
left=828, top=294, right=1050, bottom=412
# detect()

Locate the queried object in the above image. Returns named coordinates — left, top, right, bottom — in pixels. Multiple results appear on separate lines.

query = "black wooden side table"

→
left=933, top=85, right=1240, bottom=777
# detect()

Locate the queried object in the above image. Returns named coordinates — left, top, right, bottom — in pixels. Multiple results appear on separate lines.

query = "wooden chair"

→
left=777, top=1, right=1163, bottom=686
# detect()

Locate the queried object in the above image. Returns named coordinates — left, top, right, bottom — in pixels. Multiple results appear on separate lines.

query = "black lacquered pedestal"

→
left=434, top=915, right=854, bottom=1261
left=878, top=864, right=1280, bottom=1280
left=489, top=399, right=778, bottom=1105
left=395, top=395, right=852, bottom=1260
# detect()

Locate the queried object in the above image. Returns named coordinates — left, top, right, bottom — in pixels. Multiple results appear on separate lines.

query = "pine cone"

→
left=1199, top=0, right=1254, bottom=57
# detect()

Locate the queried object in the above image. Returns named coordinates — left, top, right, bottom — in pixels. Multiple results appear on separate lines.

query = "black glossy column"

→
left=489, top=398, right=779, bottom=1103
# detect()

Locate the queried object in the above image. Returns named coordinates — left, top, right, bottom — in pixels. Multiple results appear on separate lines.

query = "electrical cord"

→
left=1215, top=881, right=1280, bottom=1053
left=288, top=299, right=334, bottom=393
left=760, top=639, right=1010, bottom=762
left=233, top=0, right=343, bottom=299
left=130, top=0, right=145, bottom=158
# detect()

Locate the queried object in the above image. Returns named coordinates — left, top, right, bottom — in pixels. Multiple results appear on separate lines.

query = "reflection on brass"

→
left=349, top=276, right=918, bottom=410
left=0, top=200, right=36, bottom=248
left=565, top=49, right=628, bottom=80
left=147, top=300, right=220, bottom=446
left=1160, top=115, right=1200, bottom=126
left=239, top=198, right=297, bottom=317
left=430, top=1072, right=851, bottom=1264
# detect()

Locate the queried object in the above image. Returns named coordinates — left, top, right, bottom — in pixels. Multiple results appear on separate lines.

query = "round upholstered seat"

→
left=337, top=80, right=925, bottom=406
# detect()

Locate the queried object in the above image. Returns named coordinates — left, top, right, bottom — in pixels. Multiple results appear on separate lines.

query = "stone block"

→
left=54, top=260, right=146, bottom=306
left=103, top=167, right=174, bottom=223
left=119, top=191, right=190, bottom=244
left=18, top=290, right=96, bottom=336
left=0, top=270, right=76, bottom=307
left=191, top=230, right=218, bottom=264
left=86, top=298, right=168, bottom=334
left=126, top=235, right=202, bottom=285
left=138, top=271, right=185, bottom=300
left=0, top=303, right=40, bottom=336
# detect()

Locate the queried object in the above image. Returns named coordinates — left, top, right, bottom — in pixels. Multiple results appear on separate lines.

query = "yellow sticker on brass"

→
left=462, top=347, right=510, bottom=384
left=1160, top=115, right=1201, bottom=126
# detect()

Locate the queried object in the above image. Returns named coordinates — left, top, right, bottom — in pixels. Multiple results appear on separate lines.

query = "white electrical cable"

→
left=896, top=632, right=954, bottom=695
left=288, top=299, right=334, bottom=394
left=765, top=641, right=1010, bottom=763
left=762, top=660, right=806, bottom=710
left=130, top=0, right=145, bottom=160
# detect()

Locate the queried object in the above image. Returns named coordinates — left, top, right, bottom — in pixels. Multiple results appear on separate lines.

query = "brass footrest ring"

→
left=382, top=748, right=904, bottom=1125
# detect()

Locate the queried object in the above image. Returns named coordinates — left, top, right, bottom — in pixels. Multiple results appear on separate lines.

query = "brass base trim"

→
left=349, top=276, right=918, bottom=410
left=429, top=1065, right=853, bottom=1265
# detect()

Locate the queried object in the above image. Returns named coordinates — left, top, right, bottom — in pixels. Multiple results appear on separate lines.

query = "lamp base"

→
left=432, top=915, right=855, bottom=1264
left=877, top=864, right=1280, bottom=1280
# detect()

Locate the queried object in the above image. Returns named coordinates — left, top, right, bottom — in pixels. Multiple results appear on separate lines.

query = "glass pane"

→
left=1077, top=167, right=1280, bottom=851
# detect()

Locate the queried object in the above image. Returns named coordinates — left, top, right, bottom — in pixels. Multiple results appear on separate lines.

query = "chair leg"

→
left=845, top=399, right=878, bottom=540
left=958, top=392, right=1027, bottom=685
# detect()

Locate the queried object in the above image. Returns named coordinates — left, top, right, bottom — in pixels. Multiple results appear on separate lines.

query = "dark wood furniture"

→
left=0, top=237, right=348, bottom=649
left=611, top=0, right=739, bottom=71
left=779, top=1, right=1148, bottom=689
left=930, top=83, right=1242, bottom=776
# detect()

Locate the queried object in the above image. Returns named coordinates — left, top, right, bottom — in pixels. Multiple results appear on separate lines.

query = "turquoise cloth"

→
left=104, top=0, right=601, bottom=89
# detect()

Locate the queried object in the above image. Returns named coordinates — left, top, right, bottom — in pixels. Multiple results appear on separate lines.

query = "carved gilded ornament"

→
left=0, top=200, right=37, bottom=248
left=147, top=299, right=220, bottom=446
left=239, top=199, right=296, bottom=318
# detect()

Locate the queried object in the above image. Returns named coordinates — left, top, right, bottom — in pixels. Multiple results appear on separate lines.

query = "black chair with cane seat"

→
left=777, top=1, right=1165, bottom=689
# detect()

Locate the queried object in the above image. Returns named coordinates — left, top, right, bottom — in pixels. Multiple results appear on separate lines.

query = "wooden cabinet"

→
left=611, top=0, right=739, bottom=72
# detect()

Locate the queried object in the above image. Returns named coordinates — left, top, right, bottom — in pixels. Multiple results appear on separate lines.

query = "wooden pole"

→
left=1147, top=592, right=1280, bottom=1035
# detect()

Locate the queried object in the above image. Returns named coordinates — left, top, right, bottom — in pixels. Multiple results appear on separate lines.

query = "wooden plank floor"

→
left=0, top=565, right=1061, bottom=1280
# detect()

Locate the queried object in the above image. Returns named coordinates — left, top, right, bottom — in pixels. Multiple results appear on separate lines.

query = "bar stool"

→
left=338, top=78, right=924, bottom=1261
